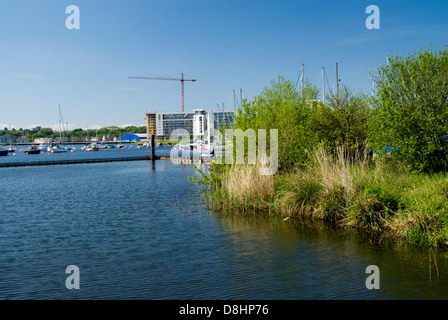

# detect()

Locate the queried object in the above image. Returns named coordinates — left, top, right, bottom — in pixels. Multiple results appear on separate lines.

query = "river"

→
left=0, top=149, right=448, bottom=299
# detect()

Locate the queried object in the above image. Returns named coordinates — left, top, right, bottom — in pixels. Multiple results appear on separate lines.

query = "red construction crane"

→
left=128, top=73, right=197, bottom=112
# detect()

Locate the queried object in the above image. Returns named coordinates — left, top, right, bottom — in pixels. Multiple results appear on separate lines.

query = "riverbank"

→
left=196, top=145, right=448, bottom=248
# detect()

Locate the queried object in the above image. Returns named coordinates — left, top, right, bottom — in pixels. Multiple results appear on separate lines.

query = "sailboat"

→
left=6, top=125, right=15, bottom=153
left=48, top=105, right=68, bottom=153
left=85, top=129, right=100, bottom=151
left=201, top=113, right=214, bottom=158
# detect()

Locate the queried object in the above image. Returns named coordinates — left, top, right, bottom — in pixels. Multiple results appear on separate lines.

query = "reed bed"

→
left=201, top=144, right=448, bottom=247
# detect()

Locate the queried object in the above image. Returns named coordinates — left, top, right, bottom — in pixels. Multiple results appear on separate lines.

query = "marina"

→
left=0, top=144, right=215, bottom=167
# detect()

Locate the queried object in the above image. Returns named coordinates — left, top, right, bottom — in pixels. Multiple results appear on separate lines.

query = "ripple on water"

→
left=1, top=161, right=448, bottom=299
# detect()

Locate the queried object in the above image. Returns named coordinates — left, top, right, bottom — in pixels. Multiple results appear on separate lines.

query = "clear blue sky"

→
left=1, top=0, right=447, bottom=130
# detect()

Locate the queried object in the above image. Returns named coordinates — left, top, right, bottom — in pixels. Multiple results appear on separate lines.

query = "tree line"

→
left=1, top=126, right=146, bottom=143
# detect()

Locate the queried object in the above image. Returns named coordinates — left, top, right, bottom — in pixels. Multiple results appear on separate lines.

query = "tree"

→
left=234, top=75, right=319, bottom=171
left=370, top=44, right=448, bottom=172
left=310, top=86, right=371, bottom=155
left=39, top=127, right=54, bottom=135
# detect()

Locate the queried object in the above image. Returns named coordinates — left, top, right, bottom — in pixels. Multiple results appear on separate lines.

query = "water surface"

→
left=1, top=160, right=447, bottom=299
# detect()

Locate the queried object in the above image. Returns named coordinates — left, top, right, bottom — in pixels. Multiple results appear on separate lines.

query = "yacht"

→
left=86, top=142, right=100, bottom=151
left=48, top=144, right=68, bottom=153
left=48, top=105, right=69, bottom=153
left=6, top=125, right=16, bottom=153
left=38, top=143, right=47, bottom=152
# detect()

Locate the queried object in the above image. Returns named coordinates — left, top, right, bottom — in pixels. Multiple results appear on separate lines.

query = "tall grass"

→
left=202, top=143, right=448, bottom=247
left=208, top=162, right=275, bottom=213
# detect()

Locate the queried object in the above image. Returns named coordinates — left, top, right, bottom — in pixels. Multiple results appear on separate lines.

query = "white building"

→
left=34, top=137, right=52, bottom=143
left=147, top=109, right=234, bottom=140
left=193, top=109, right=206, bottom=137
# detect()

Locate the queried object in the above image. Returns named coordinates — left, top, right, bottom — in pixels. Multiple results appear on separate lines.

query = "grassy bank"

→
left=195, top=145, right=448, bottom=247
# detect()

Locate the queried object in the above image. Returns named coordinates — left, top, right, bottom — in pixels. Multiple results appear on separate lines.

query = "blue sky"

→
left=1, top=0, right=447, bottom=130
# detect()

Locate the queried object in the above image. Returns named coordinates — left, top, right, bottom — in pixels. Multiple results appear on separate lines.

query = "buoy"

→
left=20, top=150, right=23, bottom=152
left=13, top=153, right=16, bottom=155
left=71, top=150, right=74, bottom=152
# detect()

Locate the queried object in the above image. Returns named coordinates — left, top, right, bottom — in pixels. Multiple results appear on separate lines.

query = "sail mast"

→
left=58, top=105, right=62, bottom=145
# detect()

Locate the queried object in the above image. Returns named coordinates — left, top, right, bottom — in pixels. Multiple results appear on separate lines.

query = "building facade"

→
left=193, top=109, right=206, bottom=137
left=155, top=111, right=195, bottom=139
left=16, top=136, right=29, bottom=144
left=0, top=136, right=13, bottom=144
left=34, top=137, right=52, bottom=144
left=209, top=111, right=234, bottom=130
left=146, top=112, right=157, bottom=137
left=146, top=109, right=234, bottom=140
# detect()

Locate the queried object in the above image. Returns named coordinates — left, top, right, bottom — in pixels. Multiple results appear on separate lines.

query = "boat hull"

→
left=49, top=149, right=67, bottom=153
left=25, top=149, right=41, bottom=154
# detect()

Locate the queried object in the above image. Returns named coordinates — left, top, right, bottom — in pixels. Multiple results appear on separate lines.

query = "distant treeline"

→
left=1, top=126, right=146, bottom=142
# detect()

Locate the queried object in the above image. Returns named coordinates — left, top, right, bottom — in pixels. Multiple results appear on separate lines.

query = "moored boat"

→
left=38, top=143, right=47, bottom=151
left=48, top=145, right=68, bottom=153
left=86, top=142, right=100, bottom=151
left=25, top=145, right=41, bottom=155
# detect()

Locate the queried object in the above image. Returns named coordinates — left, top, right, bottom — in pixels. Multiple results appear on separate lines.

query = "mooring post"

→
left=151, top=135, right=155, bottom=160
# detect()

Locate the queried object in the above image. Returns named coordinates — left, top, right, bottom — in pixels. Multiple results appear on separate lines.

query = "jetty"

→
left=0, top=155, right=214, bottom=168
left=0, top=156, right=160, bottom=168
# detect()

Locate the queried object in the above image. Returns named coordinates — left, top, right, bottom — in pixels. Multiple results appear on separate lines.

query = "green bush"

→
left=370, top=44, right=448, bottom=172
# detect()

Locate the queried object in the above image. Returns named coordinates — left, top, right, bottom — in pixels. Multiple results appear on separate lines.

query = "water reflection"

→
left=209, top=210, right=448, bottom=299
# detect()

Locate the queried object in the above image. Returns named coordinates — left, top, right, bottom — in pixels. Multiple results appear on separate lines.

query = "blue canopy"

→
left=121, top=134, right=140, bottom=142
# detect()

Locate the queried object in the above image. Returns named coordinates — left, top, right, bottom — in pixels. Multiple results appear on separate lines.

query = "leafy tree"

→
left=39, top=127, right=54, bottom=135
left=310, top=86, right=371, bottom=156
left=235, top=75, right=319, bottom=171
left=370, top=44, right=448, bottom=172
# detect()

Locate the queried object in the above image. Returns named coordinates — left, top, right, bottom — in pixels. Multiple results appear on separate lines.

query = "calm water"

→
left=1, top=155, right=448, bottom=299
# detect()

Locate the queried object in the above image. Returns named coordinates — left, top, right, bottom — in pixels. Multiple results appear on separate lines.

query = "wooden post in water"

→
left=151, top=135, right=155, bottom=160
